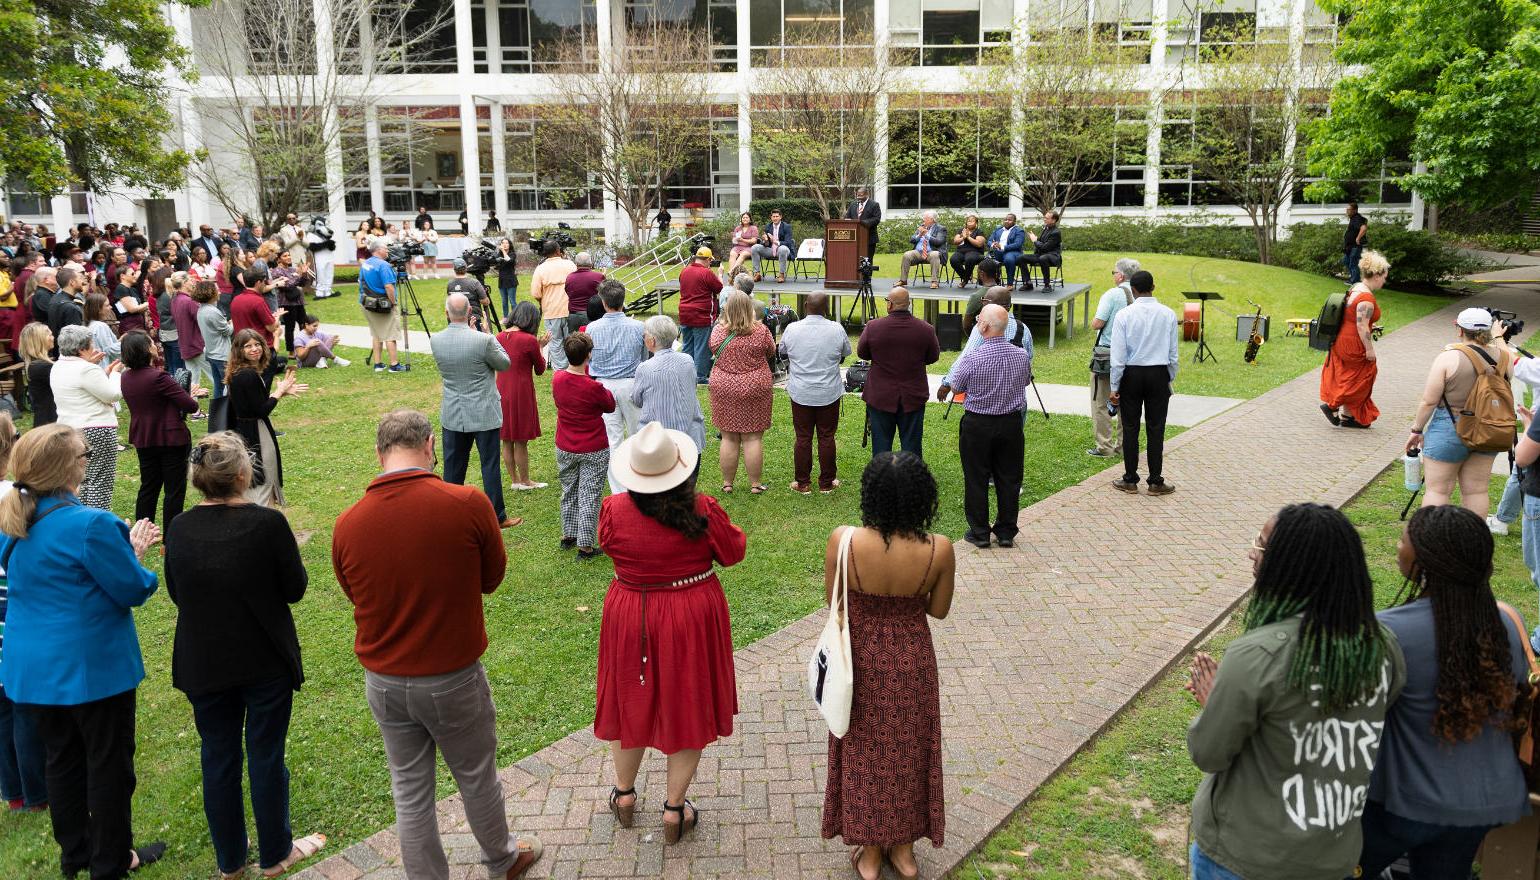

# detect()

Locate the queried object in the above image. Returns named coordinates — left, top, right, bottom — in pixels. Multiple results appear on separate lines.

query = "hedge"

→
left=1274, top=218, right=1482, bottom=286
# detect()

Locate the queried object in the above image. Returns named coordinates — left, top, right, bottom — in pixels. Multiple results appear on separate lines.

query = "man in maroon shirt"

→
left=563, top=252, right=605, bottom=327
left=333, top=410, right=545, bottom=880
left=229, top=264, right=283, bottom=349
left=676, top=247, right=722, bottom=384
left=856, top=286, right=940, bottom=457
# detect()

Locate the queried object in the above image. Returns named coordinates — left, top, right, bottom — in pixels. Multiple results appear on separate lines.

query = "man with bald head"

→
left=856, top=286, right=939, bottom=457
left=780, top=292, right=852, bottom=492
left=430, top=291, right=519, bottom=528
left=949, top=303, right=1033, bottom=548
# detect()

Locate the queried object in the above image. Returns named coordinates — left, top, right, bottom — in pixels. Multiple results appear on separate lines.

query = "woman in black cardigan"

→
left=165, top=430, right=325, bottom=879
left=225, top=329, right=305, bottom=508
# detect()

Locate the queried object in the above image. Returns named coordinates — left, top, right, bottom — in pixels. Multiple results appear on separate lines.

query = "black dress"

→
left=26, top=360, right=55, bottom=425
left=228, top=369, right=284, bottom=504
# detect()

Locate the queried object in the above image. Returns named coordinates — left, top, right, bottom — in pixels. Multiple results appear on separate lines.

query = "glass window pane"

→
left=749, top=0, right=781, bottom=44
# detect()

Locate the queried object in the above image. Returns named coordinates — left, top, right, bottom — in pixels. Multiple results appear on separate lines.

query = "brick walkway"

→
left=301, top=287, right=1524, bottom=880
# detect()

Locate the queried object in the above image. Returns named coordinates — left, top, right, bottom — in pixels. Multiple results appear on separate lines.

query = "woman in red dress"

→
left=708, top=291, right=776, bottom=494
left=497, top=301, right=548, bottom=489
left=595, top=422, right=745, bottom=845
left=1319, top=250, right=1387, bottom=428
left=823, top=452, right=955, bottom=880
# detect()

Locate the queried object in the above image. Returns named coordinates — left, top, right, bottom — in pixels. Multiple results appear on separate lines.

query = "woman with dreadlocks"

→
left=1355, top=505, right=1530, bottom=877
left=1183, top=503, right=1406, bottom=880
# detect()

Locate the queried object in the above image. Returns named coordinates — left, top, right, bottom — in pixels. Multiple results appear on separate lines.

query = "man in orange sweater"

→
left=332, top=409, right=544, bottom=880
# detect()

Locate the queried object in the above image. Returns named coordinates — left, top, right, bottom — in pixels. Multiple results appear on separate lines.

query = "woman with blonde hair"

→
left=17, top=322, right=56, bottom=425
left=166, top=432, right=324, bottom=879
left=1319, top=249, right=1389, bottom=428
left=0, top=424, right=167, bottom=876
left=707, top=291, right=776, bottom=494
left=226, top=329, right=306, bottom=507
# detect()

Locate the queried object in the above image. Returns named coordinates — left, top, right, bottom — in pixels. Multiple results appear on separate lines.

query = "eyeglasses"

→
left=1250, top=536, right=1266, bottom=553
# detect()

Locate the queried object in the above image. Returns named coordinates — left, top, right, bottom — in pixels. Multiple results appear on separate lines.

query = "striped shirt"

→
left=586, top=311, right=648, bottom=380
left=632, top=349, right=707, bottom=452
left=950, top=335, right=1032, bottom=415
left=1109, top=296, right=1180, bottom=392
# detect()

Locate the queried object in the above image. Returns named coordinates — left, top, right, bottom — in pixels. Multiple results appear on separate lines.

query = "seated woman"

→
left=723, top=213, right=758, bottom=282
left=949, top=214, right=987, bottom=288
left=292, top=317, right=350, bottom=369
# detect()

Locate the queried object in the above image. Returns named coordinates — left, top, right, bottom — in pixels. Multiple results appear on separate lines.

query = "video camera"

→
left=1486, top=308, right=1525, bottom=343
left=857, top=256, right=874, bottom=284
left=530, top=221, right=579, bottom=255
left=461, top=237, right=501, bottom=281
left=385, top=240, right=424, bottom=270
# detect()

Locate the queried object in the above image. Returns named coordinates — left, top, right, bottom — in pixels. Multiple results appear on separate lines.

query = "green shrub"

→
left=747, top=198, right=825, bottom=233
left=1274, top=216, right=1483, bottom=286
left=1437, top=231, right=1540, bottom=255
left=334, top=266, right=359, bottom=284
left=1062, top=217, right=1259, bottom=263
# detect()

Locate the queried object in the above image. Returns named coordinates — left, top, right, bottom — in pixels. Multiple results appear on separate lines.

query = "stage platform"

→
left=635, top=277, right=1093, bottom=348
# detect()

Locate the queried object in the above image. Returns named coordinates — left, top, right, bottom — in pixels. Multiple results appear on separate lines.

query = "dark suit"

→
left=1019, top=225, right=1062, bottom=288
left=751, top=220, right=795, bottom=278
left=856, top=311, right=939, bottom=457
left=845, top=199, right=882, bottom=259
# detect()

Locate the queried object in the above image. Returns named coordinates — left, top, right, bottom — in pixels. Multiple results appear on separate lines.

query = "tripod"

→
left=469, top=271, right=501, bottom=332
left=844, top=276, right=877, bottom=328
left=1186, top=291, right=1222, bottom=365
left=393, top=266, right=433, bottom=370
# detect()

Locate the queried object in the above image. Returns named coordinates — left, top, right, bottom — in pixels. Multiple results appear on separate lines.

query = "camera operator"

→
left=529, top=240, right=576, bottom=369
left=446, top=259, right=492, bottom=332
left=360, top=240, right=405, bottom=373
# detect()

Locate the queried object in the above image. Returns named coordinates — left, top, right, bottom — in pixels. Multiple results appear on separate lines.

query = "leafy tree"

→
left=1306, top=0, right=1540, bottom=208
left=0, top=0, right=201, bottom=196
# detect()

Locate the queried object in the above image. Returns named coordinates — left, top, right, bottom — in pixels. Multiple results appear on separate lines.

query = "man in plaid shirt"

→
left=949, top=304, right=1033, bottom=550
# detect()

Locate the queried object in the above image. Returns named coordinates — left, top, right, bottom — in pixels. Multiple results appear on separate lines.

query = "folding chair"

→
left=793, top=238, right=824, bottom=280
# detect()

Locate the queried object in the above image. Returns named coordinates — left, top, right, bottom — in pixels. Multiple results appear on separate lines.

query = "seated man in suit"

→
left=751, top=209, right=795, bottom=283
left=845, top=187, right=882, bottom=260
left=898, top=211, right=948, bottom=289
left=987, top=214, right=1026, bottom=287
left=1018, top=210, right=1063, bottom=290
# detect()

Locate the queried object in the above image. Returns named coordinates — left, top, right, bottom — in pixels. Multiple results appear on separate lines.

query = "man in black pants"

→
left=949, top=304, right=1034, bottom=547
left=1018, top=209, right=1063, bottom=290
left=1109, top=270, right=1179, bottom=495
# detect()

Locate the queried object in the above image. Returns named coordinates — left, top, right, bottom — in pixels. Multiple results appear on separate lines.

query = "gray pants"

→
left=544, top=316, right=570, bottom=370
left=365, top=663, right=519, bottom=880
left=751, top=243, right=790, bottom=277
left=1091, top=371, right=1121, bottom=455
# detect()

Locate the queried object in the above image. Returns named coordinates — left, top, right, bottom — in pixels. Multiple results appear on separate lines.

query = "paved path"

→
left=326, top=325, right=1241, bottom=428
left=302, top=286, right=1522, bottom=880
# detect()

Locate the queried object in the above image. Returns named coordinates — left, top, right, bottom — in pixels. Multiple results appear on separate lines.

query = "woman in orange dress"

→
left=1319, top=249, right=1388, bottom=428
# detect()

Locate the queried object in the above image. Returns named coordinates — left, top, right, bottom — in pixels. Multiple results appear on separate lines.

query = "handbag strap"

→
left=1498, top=601, right=1540, bottom=683
left=832, top=526, right=856, bottom=628
left=712, top=331, right=738, bottom=361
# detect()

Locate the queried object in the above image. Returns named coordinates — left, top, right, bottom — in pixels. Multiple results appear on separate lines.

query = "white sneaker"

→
left=315, top=359, right=329, bottom=368
left=1488, top=515, right=1511, bottom=536
left=334, top=356, right=352, bottom=366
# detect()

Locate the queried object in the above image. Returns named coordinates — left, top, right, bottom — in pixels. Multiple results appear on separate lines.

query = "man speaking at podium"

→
left=845, top=187, right=882, bottom=261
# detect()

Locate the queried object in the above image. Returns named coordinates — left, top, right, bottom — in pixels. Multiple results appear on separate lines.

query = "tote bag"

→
left=808, top=526, right=856, bottom=738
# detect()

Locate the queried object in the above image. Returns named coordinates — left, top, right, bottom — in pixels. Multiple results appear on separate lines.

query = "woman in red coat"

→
left=496, top=302, right=548, bottom=489
left=595, top=422, right=745, bottom=845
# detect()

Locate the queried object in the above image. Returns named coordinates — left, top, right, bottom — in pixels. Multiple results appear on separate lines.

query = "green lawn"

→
left=0, top=346, right=1111, bottom=880
left=308, top=251, right=1456, bottom=400
left=962, top=468, right=1525, bottom=878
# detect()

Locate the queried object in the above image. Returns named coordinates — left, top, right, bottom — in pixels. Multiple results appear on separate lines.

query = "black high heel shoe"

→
left=662, top=799, right=699, bottom=844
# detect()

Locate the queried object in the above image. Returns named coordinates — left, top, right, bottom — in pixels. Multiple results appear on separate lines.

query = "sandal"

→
left=128, top=843, right=168, bottom=872
left=750, top=484, right=769, bottom=495
left=885, top=848, right=919, bottom=880
left=721, top=484, right=734, bottom=495
left=261, top=833, right=326, bottom=877
left=850, top=847, right=879, bottom=880
left=662, top=799, right=699, bottom=845
left=609, top=786, right=637, bottom=828
left=1318, top=403, right=1341, bottom=426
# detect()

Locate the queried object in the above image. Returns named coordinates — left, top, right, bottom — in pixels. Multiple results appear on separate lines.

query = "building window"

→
left=625, top=0, right=738, bottom=70
left=888, top=0, right=1012, bottom=67
left=886, top=98, right=1010, bottom=211
left=749, top=0, right=875, bottom=65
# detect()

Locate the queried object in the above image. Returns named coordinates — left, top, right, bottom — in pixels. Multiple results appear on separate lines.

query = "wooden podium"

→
left=824, top=219, right=868, bottom=289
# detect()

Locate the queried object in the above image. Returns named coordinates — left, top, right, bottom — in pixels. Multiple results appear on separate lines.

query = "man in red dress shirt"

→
left=676, top=247, right=722, bottom=384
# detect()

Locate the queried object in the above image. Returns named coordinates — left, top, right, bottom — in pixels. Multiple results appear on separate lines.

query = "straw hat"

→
left=609, top=422, right=699, bottom=493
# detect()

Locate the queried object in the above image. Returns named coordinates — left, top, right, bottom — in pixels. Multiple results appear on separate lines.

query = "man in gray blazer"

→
left=431, top=292, right=518, bottom=527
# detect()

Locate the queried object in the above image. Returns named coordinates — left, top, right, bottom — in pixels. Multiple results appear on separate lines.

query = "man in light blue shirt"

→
left=779, top=293, right=851, bottom=493
left=359, top=241, right=404, bottom=371
left=1109, top=270, right=1179, bottom=495
left=937, top=286, right=1030, bottom=400
left=584, top=280, right=647, bottom=490
left=632, top=315, right=706, bottom=455
left=1089, top=257, right=1140, bottom=458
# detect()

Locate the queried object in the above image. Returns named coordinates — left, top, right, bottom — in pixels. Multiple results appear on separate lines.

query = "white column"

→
left=314, top=0, right=347, bottom=239
left=1009, top=0, right=1028, bottom=212
left=49, top=195, right=73, bottom=239
left=455, top=0, right=482, bottom=236
left=1276, top=0, right=1307, bottom=232
left=490, top=102, right=509, bottom=221
left=598, top=0, right=619, bottom=242
left=1144, top=0, right=1170, bottom=216
left=483, top=0, right=501, bottom=73
left=736, top=0, right=753, bottom=215
left=872, top=0, right=891, bottom=208
left=1409, top=160, right=1427, bottom=230
left=365, top=106, right=385, bottom=216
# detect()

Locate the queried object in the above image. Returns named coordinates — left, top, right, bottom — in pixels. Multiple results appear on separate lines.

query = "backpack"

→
left=1444, top=344, right=1516, bottom=453
left=1309, top=291, right=1350, bottom=352
left=1009, top=320, right=1026, bottom=348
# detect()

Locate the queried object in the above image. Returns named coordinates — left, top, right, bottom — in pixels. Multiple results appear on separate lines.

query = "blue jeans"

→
left=680, top=324, right=712, bottom=384
left=1524, top=493, right=1540, bottom=648
left=207, top=357, right=227, bottom=400
left=1189, top=843, right=1243, bottom=880
left=1355, top=800, right=1492, bottom=879
left=994, top=251, right=1023, bottom=285
left=1498, top=470, right=1522, bottom=524
left=867, top=404, right=924, bottom=458
left=187, top=678, right=295, bottom=873
left=163, top=338, right=184, bottom=376
left=443, top=427, right=505, bottom=521
left=1345, top=246, right=1363, bottom=283
left=0, top=685, right=46, bottom=807
left=499, top=283, right=517, bottom=317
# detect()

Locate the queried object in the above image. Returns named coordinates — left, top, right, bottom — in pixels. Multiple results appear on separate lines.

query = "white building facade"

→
left=3, top=0, right=1413, bottom=246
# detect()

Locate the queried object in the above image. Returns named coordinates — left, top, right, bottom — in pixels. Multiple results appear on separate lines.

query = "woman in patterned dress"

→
left=707, top=292, right=776, bottom=494
left=822, top=452, right=956, bottom=880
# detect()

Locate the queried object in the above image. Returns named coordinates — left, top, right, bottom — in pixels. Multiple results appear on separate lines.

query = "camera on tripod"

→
left=857, top=256, right=874, bottom=284
left=1485, top=308, right=1525, bottom=343
left=530, top=221, right=579, bottom=254
left=385, top=240, right=424, bottom=271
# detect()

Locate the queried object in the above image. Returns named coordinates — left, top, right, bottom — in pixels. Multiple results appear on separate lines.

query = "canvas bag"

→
left=1443, top=344, right=1515, bottom=453
left=808, top=526, right=856, bottom=738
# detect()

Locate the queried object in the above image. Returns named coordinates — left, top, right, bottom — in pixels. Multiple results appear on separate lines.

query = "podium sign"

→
left=824, top=219, right=867, bottom=289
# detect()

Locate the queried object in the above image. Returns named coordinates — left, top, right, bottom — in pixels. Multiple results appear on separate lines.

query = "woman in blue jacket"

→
left=0, top=424, right=167, bottom=878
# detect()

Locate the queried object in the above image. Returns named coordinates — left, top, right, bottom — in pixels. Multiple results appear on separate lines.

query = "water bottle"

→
left=1403, top=450, right=1423, bottom=491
